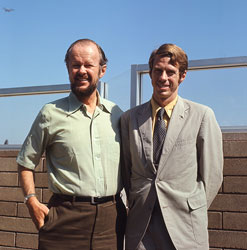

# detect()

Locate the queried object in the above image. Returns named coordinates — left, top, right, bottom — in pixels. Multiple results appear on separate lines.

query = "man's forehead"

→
left=69, top=42, right=100, bottom=60
left=154, top=56, right=179, bottom=68
left=71, top=42, right=97, bottom=53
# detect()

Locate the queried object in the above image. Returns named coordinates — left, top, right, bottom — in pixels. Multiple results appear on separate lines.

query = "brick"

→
left=223, top=212, right=247, bottom=230
left=17, top=203, right=30, bottom=218
left=224, top=176, right=247, bottom=193
left=34, top=173, right=48, bottom=188
left=222, top=132, right=247, bottom=141
left=0, top=202, right=17, bottom=216
left=42, top=189, right=52, bottom=203
left=16, top=233, right=38, bottom=249
left=0, top=247, right=31, bottom=250
left=0, top=187, right=42, bottom=202
left=0, top=158, right=18, bottom=172
left=35, top=158, right=44, bottom=172
left=0, top=216, right=37, bottom=233
left=0, top=150, right=19, bottom=157
left=0, top=231, right=15, bottom=246
left=0, top=173, right=18, bottom=186
left=0, top=187, right=23, bottom=202
left=209, top=194, right=247, bottom=212
left=209, top=230, right=247, bottom=249
left=223, top=140, right=247, bottom=157
left=224, top=158, right=247, bottom=176
left=43, top=158, right=47, bottom=172
left=218, top=185, right=222, bottom=193
left=208, top=212, right=222, bottom=229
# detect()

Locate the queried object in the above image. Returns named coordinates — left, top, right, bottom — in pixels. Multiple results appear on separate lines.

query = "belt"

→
left=53, top=193, right=119, bottom=205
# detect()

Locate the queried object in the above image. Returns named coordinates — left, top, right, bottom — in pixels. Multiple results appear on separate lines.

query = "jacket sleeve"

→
left=197, top=107, right=224, bottom=208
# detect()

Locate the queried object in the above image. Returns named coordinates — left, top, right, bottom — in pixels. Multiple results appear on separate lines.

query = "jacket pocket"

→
left=187, top=193, right=208, bottom=244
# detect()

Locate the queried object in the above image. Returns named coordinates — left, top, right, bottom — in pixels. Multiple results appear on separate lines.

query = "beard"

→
left=71, top=81, right=98, bottom=99
left=70, top=69, right=101, bottom=100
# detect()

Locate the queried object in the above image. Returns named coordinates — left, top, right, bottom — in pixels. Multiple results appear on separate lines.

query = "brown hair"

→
left=149, top=43, right=188, bottom=77
left=64, top=39, right=108, bottom=67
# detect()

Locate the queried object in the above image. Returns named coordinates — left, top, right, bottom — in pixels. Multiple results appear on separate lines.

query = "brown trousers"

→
left=38, top=194, right=126, bottom=250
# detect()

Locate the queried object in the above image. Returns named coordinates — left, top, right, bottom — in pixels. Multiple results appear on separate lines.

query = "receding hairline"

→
left=66, top=40, right=99, bottom=61
left=70, top=40, right=98, bottom=50
left=65, top=39, right=107, bottom=66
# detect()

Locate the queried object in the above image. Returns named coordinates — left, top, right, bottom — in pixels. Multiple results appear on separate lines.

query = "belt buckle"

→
left=91, top=197, right=99, bottom=205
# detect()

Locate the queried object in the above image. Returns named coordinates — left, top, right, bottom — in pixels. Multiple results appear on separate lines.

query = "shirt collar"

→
left=68, top=91, right=111, bottom=114
left=98, top=96, right=112, bottom=114
left=151, top=95, right=178, bottom=120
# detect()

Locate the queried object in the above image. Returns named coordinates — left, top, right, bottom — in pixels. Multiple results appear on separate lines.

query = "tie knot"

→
left=157, top=108, right=165, bottom=120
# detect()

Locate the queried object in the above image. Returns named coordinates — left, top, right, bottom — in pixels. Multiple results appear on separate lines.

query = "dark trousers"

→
left=137, top=201, right=176, bottom=250
left=38, top=194, right=126, bottom=250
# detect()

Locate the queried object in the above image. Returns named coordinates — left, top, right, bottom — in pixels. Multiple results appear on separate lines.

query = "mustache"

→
left=74, top=74, right=90, bottom=81
left=156, top=80, right=170, bottom=85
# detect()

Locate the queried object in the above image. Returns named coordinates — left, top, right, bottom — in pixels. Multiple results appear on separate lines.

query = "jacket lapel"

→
left=137, top=101, right=156, bottom=172
left=157, top=97, right=189, bottom=175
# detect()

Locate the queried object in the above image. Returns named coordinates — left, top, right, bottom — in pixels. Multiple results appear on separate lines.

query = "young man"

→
left=17, top=39, right=126, bottom=250
left=121, top=43, right=223, bottom=250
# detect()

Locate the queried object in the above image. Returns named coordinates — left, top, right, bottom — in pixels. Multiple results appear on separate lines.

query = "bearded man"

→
left=17, top=39, right=126, bottom=250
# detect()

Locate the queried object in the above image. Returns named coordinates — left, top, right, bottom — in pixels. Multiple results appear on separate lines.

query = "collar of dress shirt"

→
left=68, top=91, right=111, bottom=114
left=151, top=95, right=178, bottom=121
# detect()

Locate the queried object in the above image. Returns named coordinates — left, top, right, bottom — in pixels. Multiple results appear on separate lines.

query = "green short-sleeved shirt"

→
left=17, top=92, right=123, bottom=197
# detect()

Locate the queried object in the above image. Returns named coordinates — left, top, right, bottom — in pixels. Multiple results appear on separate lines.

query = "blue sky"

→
left=1, top=0, right=247, bottom=144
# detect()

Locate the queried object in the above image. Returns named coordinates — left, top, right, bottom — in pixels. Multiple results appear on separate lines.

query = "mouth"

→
left=75, top=77, right=89, bottom=84
left=156, top=80, right=170, bottom=88
left=158, top=84, right=170, bottom=89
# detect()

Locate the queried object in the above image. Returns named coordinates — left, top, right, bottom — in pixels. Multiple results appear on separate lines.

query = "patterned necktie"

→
left=153, top=108, right=166, bottom=167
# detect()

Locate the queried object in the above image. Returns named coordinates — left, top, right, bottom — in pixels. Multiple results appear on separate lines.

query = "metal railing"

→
left=130, top=56, right=247, bottom=108
left=0, top=81, right=108, bottom=149
left=0, top=81, right=108, bottom=98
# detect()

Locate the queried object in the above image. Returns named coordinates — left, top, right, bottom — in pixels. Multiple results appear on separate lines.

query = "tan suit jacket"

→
left=121, top=96, right=223, bottom=250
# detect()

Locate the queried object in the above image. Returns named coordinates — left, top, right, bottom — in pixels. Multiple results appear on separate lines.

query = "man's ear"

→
left=99, top=65, right=107, bottom=78
left=179, top=70, right=187, bottom=84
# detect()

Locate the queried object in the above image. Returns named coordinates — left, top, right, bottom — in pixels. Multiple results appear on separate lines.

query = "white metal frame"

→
left=0, top=81, right=108, bottom=99
left=130, top=56, right=247, bottom=108
left=0, top=81, right=108, bottom=149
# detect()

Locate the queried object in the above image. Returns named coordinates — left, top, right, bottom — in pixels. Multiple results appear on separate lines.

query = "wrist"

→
left=24, top=193, right=36, bottom=204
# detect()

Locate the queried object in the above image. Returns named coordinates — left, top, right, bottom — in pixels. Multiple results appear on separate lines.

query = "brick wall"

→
left=0, top=132, right=247, bottom=250
left=0, top=151, right=51, bottom=250
left=208, top=132, right=247, bottom=250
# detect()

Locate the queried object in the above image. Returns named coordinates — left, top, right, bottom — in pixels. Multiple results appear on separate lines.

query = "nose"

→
left=78, top=65, right=87, bottom=74
left=160, top=71, right=168, bottom=81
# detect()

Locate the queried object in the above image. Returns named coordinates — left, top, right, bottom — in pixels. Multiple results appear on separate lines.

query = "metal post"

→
left=130, top=56, right=247, bottom=108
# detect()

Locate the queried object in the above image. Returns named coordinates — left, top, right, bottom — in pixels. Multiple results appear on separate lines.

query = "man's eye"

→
left=85, top=64, right=94, bottom=68
left=167, top=71, right=175, bottom=76
left=154, top=68, right=162, bottom=74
